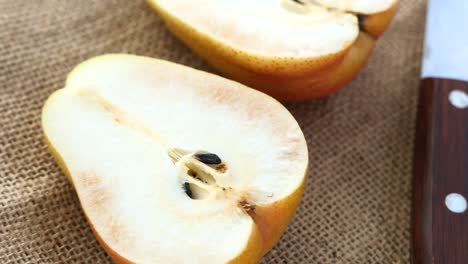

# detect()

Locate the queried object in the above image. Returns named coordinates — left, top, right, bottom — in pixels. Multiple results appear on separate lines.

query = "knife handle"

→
left=412, top=78, right=468, bottom=264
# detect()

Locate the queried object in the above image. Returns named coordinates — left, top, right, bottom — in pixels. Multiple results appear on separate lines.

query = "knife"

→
left=412, top=1, right=468, bottom=264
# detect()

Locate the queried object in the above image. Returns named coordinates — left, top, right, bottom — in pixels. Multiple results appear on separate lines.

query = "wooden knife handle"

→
left=412, top=78, right=468, bottom=264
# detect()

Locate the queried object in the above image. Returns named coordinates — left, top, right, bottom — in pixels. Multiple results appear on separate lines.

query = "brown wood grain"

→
left=412, top=78, right=468, bottom=264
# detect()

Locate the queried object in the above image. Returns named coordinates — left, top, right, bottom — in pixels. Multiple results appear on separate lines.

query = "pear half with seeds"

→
left=147, top=0, right=398, bottom=100
left=42, top=54, right=309, bottom=263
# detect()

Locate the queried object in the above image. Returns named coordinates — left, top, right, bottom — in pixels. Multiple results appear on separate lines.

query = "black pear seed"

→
left=292, top=0, right=305, bottom=5
left=183, top=182, right=193, bottom=198
left=194, top=153, right=222, bottom=165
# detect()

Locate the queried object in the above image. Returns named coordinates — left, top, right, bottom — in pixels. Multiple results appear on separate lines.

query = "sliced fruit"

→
left=147, top=0, right=398, bottom=100
left=42, top=54, right=309, bottom=263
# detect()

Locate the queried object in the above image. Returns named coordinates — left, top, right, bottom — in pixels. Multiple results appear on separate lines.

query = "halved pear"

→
left=147, top=0, right=398, bottom=100
left=42, top=54, right=309, bottom=263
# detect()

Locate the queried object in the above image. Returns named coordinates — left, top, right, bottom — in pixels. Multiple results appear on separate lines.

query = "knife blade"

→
left=412, top=1, right=468, bottom=264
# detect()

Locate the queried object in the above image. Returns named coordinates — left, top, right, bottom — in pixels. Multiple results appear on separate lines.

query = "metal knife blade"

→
left=421, top=0, right=468, bottom=81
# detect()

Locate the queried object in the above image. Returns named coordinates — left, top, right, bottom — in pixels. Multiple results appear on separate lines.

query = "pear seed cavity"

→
left=170, top=148, right=254, bottom=212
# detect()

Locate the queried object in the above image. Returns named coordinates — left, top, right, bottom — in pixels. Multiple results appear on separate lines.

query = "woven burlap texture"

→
left=0, top=0, right=425, bottom=263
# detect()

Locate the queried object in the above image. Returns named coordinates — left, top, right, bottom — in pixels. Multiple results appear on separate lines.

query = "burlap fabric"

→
left=0, top=0, right=425, bottom=263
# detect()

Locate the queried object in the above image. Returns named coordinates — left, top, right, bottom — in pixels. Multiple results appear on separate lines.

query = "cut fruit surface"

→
left=152, top=0, right=360, bottom=58
left=313, top=0, right=396, bottom=13
left=148, top=0, right=398, bottom=100
left=42, top=54, right=309, bottom=263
